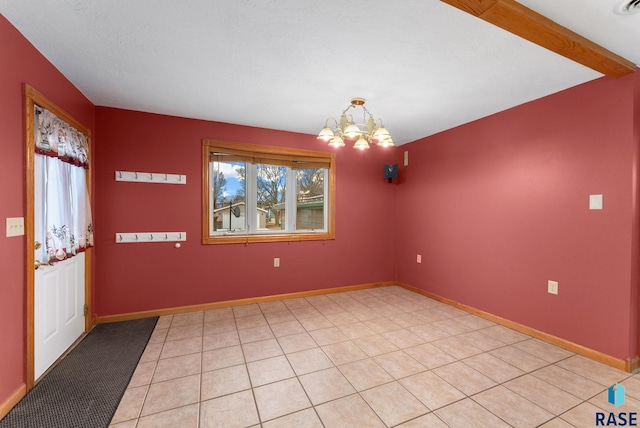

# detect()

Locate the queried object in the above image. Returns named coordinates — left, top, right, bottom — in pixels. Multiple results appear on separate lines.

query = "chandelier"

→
left=317, top=98, right=394, bottom=150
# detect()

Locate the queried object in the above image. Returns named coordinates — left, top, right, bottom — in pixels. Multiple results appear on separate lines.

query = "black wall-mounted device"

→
left=384, top=164, right=398, bottom=183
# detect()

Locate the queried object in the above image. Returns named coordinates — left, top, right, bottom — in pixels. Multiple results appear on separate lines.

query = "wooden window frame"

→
left=202, top=139, right=335, bottom=244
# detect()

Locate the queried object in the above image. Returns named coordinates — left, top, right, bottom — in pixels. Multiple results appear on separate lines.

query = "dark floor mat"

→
left=0, top=317, right=158, bottom=428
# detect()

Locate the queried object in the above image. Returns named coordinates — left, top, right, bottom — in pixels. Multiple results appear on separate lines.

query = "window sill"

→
left=202, top=231, right=335, bottom=245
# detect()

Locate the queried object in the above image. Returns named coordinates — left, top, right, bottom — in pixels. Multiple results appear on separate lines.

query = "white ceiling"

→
left=1, top=0, right=639, bottom=145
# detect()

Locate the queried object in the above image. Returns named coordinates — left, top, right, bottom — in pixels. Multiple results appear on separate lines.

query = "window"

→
left=202, top=139, right=335, bottom=244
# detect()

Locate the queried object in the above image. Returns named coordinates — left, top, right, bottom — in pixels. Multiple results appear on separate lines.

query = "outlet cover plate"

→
left=548, top=280, right=558, bottom=295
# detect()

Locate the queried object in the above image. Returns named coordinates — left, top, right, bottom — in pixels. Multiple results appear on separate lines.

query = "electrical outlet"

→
left=548, top=280, right=558, bottom=295
left=274, top=258, right=280, bottom=267
left=417, top=254, right=422, bottom=263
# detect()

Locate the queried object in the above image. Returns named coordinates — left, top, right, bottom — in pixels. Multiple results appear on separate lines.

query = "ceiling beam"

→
left=441, top=0, right=636, bottom=78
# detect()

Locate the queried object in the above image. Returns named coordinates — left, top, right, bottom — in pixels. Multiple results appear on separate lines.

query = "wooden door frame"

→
left=24, top=84, right=94, bottom=390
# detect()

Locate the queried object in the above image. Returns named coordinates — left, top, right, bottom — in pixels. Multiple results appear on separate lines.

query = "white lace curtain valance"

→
left=34, top=105, right=93, bottom=263
left=35, top=107, right=89, bottom=168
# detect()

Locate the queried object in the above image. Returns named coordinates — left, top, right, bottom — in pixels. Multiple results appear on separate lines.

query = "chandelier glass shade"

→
left=317, top=98, right=394, bottom=150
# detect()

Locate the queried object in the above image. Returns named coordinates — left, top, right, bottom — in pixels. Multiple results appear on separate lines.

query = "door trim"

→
left=24, top=84, right=93, bottom=390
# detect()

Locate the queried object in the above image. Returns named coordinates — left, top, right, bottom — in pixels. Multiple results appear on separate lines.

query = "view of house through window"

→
left=211, top=159, right=246, bottom=233
left=203, top=140, right=334, bottom=244
left=295, top=168, right=325, bottom=230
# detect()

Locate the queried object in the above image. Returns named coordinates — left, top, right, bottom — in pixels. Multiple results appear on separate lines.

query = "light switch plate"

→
left=404, top=151, right=409, bottom=166
left=6, top=217, right=25, bottom=237
left=589, top=194, right=603, bottom=210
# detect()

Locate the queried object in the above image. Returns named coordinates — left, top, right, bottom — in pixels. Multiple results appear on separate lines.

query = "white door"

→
left=33, top=153, right=85, bottom=380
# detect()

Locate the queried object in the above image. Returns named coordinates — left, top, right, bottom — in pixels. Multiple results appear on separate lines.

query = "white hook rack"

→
left=115, top=170, right=186, bottom=185
left=115, top=232, right=187, bottom=243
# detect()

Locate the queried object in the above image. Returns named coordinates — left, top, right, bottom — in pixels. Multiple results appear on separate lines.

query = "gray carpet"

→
left=0, top=317, right=158, bottom=428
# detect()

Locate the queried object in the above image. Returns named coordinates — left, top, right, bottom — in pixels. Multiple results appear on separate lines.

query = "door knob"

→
left=34, top=259, right=53, bottom=270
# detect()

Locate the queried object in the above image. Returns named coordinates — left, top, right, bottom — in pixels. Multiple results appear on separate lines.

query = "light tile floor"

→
left=109, top=286, right=638, bottom=427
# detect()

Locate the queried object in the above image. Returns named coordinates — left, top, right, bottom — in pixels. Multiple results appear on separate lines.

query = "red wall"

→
left=94, top=108, right=397, bottom=316
left=396, top=74, right=639, bottom=360
left=0, top=15, right=94, bottom=406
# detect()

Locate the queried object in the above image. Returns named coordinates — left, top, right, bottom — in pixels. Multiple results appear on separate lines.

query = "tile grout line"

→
left=236, top=310, right=263, bottom=427
left=259, top=301, right=323, bottom=427
left=198, top=313, right=204, bottom=428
